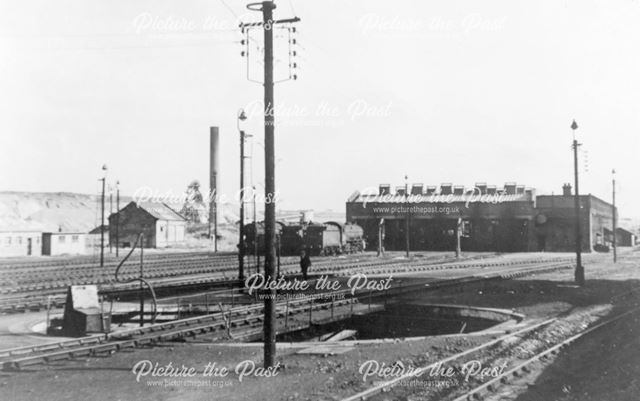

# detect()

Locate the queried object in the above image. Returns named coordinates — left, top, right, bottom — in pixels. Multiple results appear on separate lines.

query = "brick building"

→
left=347, top=182, right=537, bottom=252
left=535, top=184, right=616, bottom=252
left=616, top=227, right=636, bottom=247
left=109, top=202, right=186, bottom=248
left=346, top=182, right=616, bottom=253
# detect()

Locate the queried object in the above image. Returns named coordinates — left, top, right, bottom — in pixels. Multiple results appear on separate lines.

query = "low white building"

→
left=0, top=231, right=43, bottom=257
left=42, top=232, right=87, bottom=255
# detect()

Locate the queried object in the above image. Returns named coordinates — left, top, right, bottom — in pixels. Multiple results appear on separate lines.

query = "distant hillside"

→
left=0, top=191, right=238, bottom=233
left=0, top=191, right=345, bottom=232
left=0, top=192, right=111, bottom=232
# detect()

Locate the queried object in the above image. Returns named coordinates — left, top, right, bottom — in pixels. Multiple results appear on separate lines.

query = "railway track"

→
left=0, top=290, right=362, bottom=371
left=0, top=259, right=575, bottom=371
left=341, top=284, right=640, bottom=401
left=451, top=307, right=640, bottom=401
left=0, top=253, right=563, bottom=314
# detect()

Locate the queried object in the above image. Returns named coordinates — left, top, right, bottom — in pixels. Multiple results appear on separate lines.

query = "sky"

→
left=0, top=0, right=638, bottom=219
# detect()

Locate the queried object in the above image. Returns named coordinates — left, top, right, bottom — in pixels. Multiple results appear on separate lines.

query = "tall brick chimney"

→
left=562, top=183, right=572, bottom=196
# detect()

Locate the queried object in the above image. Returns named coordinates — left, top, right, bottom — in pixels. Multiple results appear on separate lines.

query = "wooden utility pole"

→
left=241, top=1, right=300, bottom=368
left=262, top=0, right=277, bottom=369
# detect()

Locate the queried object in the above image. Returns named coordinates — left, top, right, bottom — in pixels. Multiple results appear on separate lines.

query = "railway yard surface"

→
left=0, top=249, right=639, bottom=401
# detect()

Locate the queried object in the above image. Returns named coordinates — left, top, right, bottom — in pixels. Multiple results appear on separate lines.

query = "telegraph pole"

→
left=262, top=0, right=277, bottom=369
left=612, top=169, right=617, bottom=263
left=571, top=120, right=584, bottom=286
left=241, top=1, right=299, bottom=368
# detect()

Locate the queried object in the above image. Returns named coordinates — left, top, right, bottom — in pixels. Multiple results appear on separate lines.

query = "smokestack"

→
left=210, top=127, right=219, bottom=251
left=562, top=183, right=572, bottom=196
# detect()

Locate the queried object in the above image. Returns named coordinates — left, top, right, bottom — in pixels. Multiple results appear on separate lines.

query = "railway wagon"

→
left=279, top=224, right=305, bottom=256
left=305, top=223, right=341, bottom=256
left=243, top=221, right=285, bottom=256
left=342, top=222, right=365, bottom=253
left=244, top=221, right=365, bottom=256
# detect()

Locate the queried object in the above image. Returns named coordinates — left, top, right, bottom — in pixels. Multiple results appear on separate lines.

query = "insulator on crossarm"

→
left=293, top=74, right=298, bottom=80
left=241, top=51, right=246, bottom=57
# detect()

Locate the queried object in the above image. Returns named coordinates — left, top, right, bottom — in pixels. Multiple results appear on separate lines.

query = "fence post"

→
left=231, top=289, right=235, bottom=309
left=308, top=297, right=313, bottom=325
left=285, top=297, right=289, bottom=329
left=368, top=289, right=372, bottom=310
left=331, top=296, right=334, bottom=320
left=46, top=296, right=51, bottom=332
left=350, top=293, right=354, bottom=316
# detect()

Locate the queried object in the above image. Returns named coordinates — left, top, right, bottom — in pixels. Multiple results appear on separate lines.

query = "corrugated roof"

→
left=136, top=202, right=186, bottom=221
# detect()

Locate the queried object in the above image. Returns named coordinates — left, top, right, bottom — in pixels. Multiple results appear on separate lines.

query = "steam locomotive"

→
left=244, top=221, right=365, bottom=256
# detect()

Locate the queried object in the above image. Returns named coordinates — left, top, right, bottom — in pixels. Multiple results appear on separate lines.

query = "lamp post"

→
left=404, top=175, right=410, bottom=258
left=253, top=185, right=259, bottom=274
left=571, top=120, right=584, bottom=286
left=612, top=169, right=617, bottom=263
left=109, top=185, right=113, bottom=254
left=100, top=164, right=107, bottom=267
left=115, top=180, right=120, bottom=257
left=238, top=108, right=248, bottom=281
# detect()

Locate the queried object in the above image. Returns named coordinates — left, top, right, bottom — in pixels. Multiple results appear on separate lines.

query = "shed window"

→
left=17, top=236, right=22, bottom=244
left=71, top=235, right=79, bottom=243
left=59, top=235, right=66, bottom=243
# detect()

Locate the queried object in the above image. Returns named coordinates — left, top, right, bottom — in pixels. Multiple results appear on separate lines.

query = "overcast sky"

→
left=1, top=0, right=638, bottom=219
